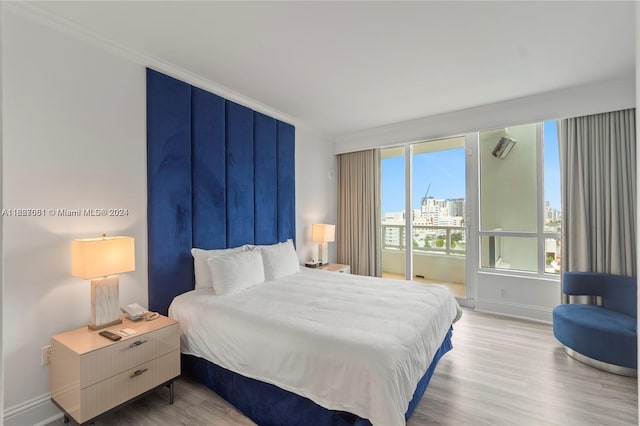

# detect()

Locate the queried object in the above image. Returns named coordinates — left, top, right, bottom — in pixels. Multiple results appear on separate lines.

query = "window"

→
left=478, top=122, right=561, bottom=275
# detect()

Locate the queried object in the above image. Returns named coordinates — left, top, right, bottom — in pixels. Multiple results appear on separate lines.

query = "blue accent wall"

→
left=277, top=121, right=296, bottom=243
left=254, top=113, right=278, bottom=245
left=146, top=69, right=193, bottom=315
left=226, top=101, right=255, bottom=247
left=147, top=69, right=295, bottom=315
left=191, top=87, right=226, bottom=249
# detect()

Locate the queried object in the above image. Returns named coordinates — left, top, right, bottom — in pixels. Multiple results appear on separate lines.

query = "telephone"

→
left=121, top=304, right=160, bottom=321
left=121, top=303, right=147, bottom=321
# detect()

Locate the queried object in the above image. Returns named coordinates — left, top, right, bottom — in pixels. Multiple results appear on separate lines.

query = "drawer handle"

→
left=129, top=339, right=148, bottom=348
left=130, top=368, right=148, bottom=378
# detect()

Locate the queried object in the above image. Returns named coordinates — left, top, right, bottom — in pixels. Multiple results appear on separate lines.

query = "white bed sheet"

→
left=169, top=269, right=462, bottom=425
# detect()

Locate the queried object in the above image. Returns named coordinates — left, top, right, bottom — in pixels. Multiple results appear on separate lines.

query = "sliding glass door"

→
left=381, top=137, right=467, bottom=300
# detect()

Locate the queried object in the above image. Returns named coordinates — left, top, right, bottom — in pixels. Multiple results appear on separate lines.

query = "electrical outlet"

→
left=41, top=345, right=51, bottom=366
left=499, top=288, right=507, bottom=298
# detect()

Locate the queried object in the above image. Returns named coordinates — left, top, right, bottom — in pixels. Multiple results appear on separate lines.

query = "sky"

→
left=543, top=121, right=561, bottom=211
left=381, top=121, right=561, bottom=214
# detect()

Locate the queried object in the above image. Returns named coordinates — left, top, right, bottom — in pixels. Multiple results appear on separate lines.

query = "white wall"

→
left=475, top=272, right=559, bottom=322
left=2, top=7, right=335, bottom=425
left=3, top=9, right=147, bottom=425
left=295, top=125, right=338, bottom=264
left=335, top=75, right=635, bottom=153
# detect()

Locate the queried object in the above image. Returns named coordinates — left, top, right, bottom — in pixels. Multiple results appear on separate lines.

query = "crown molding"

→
left=5, top=1, right=328, bottom=137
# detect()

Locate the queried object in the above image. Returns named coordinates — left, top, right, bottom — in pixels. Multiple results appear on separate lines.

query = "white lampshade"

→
left=71, top=236, right=135, bottom=330
left=311, top=224, right=335, bottom=266
left=311, top=224, right=335, bottom=243
left=71, top=236, right=135, bottom=279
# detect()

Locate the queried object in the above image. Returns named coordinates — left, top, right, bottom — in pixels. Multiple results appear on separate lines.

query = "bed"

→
left=169, top=262, right=461, bottom=425
left=146, top=68, right=462, bottom=425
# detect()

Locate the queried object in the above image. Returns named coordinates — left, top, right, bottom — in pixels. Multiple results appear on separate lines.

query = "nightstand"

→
left=317, top=263, right=351, bottom=274
left=50, top=314, right=180, bottom=424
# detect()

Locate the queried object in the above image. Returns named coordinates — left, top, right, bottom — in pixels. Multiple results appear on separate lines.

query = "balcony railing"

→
left=382, top=224, right=466, bottom=256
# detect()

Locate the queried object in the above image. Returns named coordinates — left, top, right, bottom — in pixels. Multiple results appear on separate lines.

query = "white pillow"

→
left=192, top=245, right=248, bottom=290
left=258, top=239, right=300, bottom=281
left=207, top=249, right=265, bottom=296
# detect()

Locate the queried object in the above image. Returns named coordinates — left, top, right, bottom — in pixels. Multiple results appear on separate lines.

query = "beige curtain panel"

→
left=337, top=149, right=381, bottom=277
left=559, top=108, right=636, bottom=278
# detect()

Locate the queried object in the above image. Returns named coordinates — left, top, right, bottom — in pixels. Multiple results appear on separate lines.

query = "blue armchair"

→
left=552, top=272, right=637, bottom=376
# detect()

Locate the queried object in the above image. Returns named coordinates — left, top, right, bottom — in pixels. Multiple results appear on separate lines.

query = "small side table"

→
left=50, top=314, right=180, bottom=424
left=317, top=263, right=351, bottom=274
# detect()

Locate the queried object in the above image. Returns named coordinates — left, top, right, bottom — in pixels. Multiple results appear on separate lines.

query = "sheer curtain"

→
left=336, top=149, right=381, bottom=276
left=559, top=108, right=636, bottom=279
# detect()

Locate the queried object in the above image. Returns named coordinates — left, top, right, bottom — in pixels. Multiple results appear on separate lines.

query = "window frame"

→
left=477, top=122, right=561, bottom=279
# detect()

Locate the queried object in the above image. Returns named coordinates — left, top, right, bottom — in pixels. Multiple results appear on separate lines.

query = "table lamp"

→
left=311, top=224, right=335, bottom=265
left=71, top=235, right=135, bottom=330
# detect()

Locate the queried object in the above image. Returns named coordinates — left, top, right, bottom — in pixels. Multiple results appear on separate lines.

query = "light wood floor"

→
left=50, top=309, right=637, bottom=426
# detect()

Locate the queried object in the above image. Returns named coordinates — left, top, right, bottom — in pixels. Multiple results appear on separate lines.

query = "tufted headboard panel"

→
left=146, top=69, right=295, bottom=315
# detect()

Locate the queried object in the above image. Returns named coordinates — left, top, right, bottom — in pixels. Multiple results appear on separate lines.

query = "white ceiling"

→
left=30, top=1, right=636, bottom=138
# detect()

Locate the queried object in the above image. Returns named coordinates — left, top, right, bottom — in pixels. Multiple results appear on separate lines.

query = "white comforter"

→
left=169, top=269, right=462, bottom=426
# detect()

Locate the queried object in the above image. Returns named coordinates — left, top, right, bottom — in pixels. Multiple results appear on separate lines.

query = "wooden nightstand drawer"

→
left=80, top=323, right=179, bottom=387
left=81, top=350, right=180, bottom=421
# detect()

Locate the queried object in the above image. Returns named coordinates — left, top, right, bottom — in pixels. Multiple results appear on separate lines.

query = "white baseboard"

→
left=475, top=298, right=553, bottom=324
left=4, top=393, right=63, bottom=426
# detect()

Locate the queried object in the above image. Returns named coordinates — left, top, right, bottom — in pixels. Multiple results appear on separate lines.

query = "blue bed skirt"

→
left=182, top=327, right=453, bottom=425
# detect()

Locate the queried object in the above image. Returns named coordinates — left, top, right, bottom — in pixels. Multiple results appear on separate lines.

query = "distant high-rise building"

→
left=384, top=225, right=402, bottom=248
left=417, top=196, right=465, bottom=226
left=384, top=211, right=405, bottom=224
left=448, top=198, right=465, bottom=218
left=544, top=201, right=561, bottom=222
left=383, top=193, right=466, bottom=230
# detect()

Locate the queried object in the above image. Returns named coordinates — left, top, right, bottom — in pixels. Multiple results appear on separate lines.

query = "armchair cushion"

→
left=562, top=272, right=637, bottom=318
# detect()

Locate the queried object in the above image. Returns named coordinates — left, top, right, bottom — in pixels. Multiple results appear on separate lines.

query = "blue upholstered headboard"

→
left=146, top=69, right=296, bottom=315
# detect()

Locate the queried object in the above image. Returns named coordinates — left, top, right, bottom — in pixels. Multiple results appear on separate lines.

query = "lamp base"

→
left=88, top=318, right=123, bottom=331
left=89, top=276, right=122, bottom=330
left=318, top=242, right=329, bottom=265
